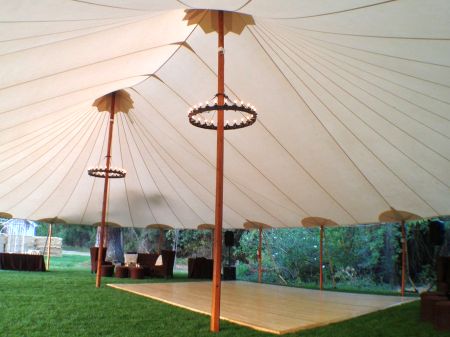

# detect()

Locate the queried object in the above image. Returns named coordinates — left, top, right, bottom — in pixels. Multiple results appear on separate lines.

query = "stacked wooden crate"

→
left=34, top=236, right=62, bottom=256
left=5, top=235, right=35, bottom=253
left=1, top=235, right=62, bottom=256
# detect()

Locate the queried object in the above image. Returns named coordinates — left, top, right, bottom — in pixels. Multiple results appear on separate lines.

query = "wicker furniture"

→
left=89, top=247, right=111, bottom=273
left=115, top=265, right=129, bottom=278
left=129, top=266, right=145, bottom=279
left=137, top=253, right=159, bottom=276
left=101, top=264, right=114, bottom=277
left=420, top=293, right=447, bottom=322
left=152, top=250, right=175, bottom=278
left=434, top=301, right=450, bottom=330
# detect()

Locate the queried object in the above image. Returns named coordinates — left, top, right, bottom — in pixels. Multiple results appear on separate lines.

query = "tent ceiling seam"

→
left=70, top=0, right=152, bottom=12
left=28, top=110, right=105, bottom=220
left=0, top=106, right=91, bottom=150
left=121, top=110, right=205, bottom=228
left=274, top=20, right=450, bottom=41
left=270, top=22, right=450, bottom=68
left=285, top=31, right=450, bottom=120
left=5, top=112, right=100, bottom=214
left=0, top=75, right=149, bottom=116
left=0, top=15, right=149, bottom=46
left=258, top=25, right=450, bottom=168
left=80, top=113, right=110, bottom=223
left=55, top=112, right=107, bottom=223
left=115, top=113, right=142, bottom=227
left=291, top=33, right=450, bottom=103
left=0, top=40, right=171, bottom=90
left=263, top=0, right=398, bottom=20
left=251, top=25, right=441, bottom=214
left=269, top=25, right=450, bottom=125
left=249, top=24, right=398, bottom=213
left=0, top=109, right=94, bottom=185
left=130, top=111, right=222, bottom=226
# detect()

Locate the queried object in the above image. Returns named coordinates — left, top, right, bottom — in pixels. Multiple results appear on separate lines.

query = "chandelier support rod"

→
left=96, top=92, right=116, bottom=288
left=211, top=10, right=224, bottom=333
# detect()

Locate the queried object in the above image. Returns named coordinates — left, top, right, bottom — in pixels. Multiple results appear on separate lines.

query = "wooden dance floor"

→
left=109, top=281, right=416, bottom=334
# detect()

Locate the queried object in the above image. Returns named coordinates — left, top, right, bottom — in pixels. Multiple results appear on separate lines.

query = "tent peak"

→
left=183, top=9, right=255, bottom=35
left=93, top=90, right=134, bottom=114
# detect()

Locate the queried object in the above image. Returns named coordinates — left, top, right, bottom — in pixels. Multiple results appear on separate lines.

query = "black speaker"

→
left=224, top=231, right=234, bottom=247
left=429, top=220, right=445, bottom=246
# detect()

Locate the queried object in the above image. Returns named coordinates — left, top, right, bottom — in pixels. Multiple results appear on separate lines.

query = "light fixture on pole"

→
left=188, top=94, right=257, bottom=130
left=186, top=10, right=257, bottom=332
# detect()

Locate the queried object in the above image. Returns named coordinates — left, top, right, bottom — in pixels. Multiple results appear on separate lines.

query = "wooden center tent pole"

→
left=211, top=10, right=225, bottom=333
left=96, top=92, right=116, bottom=288
left=319, top=225, right=324, bottom=290
left=46, top=223, right=53, bottom=270
left=258, top=227, right=262, bottom=283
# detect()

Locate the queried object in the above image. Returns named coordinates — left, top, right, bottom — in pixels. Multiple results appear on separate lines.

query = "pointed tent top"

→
left=146, top=224, right=173, bottom=230
left=183, top=9, right=255, bottom=35
left=243, top=220, right=272, bottom=230
left=38, top=217, right=67, bottom=224
left=197, top=224, right=215, bottom=230
left=378, top=208, right=422, bottom=223
left=92, top=90, right=134, bottom=114
left=0, top=212, right=13, bottom=219
left=301, top=217, right=338, bottom=228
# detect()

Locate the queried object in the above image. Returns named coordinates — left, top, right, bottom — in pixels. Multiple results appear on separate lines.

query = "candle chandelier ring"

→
left=188, top=94, right=257, bottom=130
left=87, top=167, right=126, bottom=178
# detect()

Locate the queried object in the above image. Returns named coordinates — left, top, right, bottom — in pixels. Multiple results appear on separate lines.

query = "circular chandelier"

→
left=87, top=167, right=126, bottom=178
left=188, top=94, right=257, bottom=130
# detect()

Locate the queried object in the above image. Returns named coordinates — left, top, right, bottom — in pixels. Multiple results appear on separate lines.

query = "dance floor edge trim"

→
left=108, top=281, right=416, bottom=335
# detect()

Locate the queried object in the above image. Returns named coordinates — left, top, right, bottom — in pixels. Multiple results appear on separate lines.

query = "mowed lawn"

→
left=0, top=255, right=447, bottom=337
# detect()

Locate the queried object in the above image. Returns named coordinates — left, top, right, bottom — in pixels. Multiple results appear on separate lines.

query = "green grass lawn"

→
left=0, top=255, right=448, bottom=337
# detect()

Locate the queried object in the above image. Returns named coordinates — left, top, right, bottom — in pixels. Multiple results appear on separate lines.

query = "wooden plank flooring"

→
left=108, top=281, right=416, bottom=334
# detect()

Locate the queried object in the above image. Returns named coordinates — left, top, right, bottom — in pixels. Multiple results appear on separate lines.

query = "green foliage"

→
left=35, top=223, right=96, bottom=248
left=236, top=221, right=449, bottom=292
left=167, top=229, right=212, bottom=258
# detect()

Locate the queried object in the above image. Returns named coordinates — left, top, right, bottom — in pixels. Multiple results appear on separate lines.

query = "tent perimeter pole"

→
left=96, top=92, right=116, bottom=288
left=320, top=225, right=324, bottom=290
left=401, top=220, right=406, bottom=296
left=46, top=223, right=53, bottom=270
left=211, top=10, right=225, bottom=333
left=258, top=227, right=262, bottom=283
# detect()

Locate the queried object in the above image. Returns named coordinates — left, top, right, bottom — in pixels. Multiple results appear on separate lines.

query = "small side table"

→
left=223, top=266, right=236, bottom=280
left=101, top=264, right=114, bottom=277
left=421, top=294, right=447, bottom=321
left=129, top=266, right=145, bottom=279
left=434, top=301, right=450, bottom=331
left=115, top=265, right=129, bottom=278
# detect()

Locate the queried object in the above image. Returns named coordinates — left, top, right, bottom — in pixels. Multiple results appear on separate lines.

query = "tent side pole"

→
left=95, top=92, right=116, bottom=288
left=258, top=227, right=262, bottom=283
left=401, top=220, right=406, bottom=296
left=46, top=223, right=53, bottom=270
left=320, top=225, right=324, bottom=290
left=211, top=10, right=225, bottom=333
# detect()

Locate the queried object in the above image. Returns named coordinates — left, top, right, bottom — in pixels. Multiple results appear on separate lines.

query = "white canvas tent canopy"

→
left=1, top=0, right=449, bottom=229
